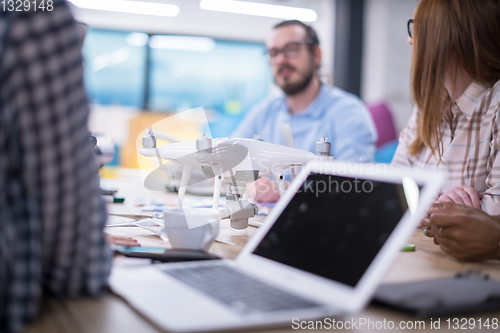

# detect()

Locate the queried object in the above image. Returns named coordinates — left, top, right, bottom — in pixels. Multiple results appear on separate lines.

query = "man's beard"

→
left=276, top=65, right=315, bottom=96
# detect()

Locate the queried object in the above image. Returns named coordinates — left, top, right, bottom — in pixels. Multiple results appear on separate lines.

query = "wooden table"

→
left=20, top=170, right=500, bottom=333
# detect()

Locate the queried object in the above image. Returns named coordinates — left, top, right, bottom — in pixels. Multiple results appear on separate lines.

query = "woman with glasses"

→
left=393, top=0, right=500, bottom=261
left=392, top=0, right=500, bottom=214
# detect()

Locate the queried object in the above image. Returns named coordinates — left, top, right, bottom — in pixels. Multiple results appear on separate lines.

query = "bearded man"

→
left=232, top=20, right=377, bottom=201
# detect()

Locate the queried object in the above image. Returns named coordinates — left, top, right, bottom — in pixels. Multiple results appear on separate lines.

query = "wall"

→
left=361, top=0, right=418, bottom=132
left=70, top=0, right=336, bottom=79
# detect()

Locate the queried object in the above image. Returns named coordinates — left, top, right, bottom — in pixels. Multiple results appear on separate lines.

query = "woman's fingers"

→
left=462, top=186, right=482, bottom=208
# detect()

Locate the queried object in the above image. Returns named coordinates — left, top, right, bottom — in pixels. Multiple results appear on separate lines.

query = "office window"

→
left=83, top=29, right=146, bottom=108
left=149, top=36, right=272, bottom=136
left=149, top=36, right=270, bottom=113
left=82, top=29, right=272, bottom=136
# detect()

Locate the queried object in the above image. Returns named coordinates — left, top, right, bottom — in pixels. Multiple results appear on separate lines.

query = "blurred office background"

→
left=69, top=0, right=418, bottom=167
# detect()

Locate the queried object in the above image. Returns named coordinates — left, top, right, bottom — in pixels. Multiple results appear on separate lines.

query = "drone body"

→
left=140, top=133, right=330, bottom=229
left=140, top=137, right=315, bottom=180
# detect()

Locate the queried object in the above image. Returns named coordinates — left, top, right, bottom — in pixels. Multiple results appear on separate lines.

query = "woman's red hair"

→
left=409, top=0, right=500, bottom=157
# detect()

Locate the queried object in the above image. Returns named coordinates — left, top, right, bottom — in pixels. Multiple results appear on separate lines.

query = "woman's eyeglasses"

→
left=407, top=18, right=414, bottom=38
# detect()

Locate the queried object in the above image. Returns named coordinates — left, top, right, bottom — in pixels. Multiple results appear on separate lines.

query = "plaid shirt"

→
left=0, top=2, right=111, bottom=331
left=392, top=80, right=500, bottom=215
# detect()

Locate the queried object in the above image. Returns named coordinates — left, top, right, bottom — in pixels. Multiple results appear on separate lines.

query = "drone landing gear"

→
left=219, top=173, right=259, bottom=230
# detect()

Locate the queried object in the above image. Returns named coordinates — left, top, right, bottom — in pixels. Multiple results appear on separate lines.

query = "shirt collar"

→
left=454, top=81, right=489, bottom=120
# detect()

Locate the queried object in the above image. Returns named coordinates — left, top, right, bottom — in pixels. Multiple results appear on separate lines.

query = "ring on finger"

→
left=422, top=227, right=428, bottom=236
left=439, top=227, right=443, bottom=236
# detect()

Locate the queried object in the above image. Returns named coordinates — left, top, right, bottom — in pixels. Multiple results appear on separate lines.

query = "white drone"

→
left=139, top=131, right=332, bottom=229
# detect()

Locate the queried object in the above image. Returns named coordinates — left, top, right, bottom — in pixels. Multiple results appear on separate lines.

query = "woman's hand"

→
left=438, top=185, right=482, bottom=208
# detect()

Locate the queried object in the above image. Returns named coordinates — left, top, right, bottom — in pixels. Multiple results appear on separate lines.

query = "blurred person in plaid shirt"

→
left=0, top=1, right=111, bottom=331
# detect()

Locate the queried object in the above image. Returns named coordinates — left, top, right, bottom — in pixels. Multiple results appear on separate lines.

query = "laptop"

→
left=109, top=161, right=446, bottom=332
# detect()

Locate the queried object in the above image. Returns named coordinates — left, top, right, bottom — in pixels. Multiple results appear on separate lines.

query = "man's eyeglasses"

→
left=407, top=18, right=414, bottom=38
left=265, top=41, right=313, bottom=62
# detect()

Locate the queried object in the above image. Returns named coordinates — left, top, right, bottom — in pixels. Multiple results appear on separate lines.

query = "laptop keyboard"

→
left=163, top=264, right=321, bottom=313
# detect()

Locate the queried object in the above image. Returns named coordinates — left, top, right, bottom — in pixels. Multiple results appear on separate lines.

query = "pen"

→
left=102, top=195, right=125, bottom=203
left=402, top=244, right=416, bottom=252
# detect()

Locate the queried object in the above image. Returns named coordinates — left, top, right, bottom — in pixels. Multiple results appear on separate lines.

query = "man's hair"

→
left=273, top=20, right=320, bottom=52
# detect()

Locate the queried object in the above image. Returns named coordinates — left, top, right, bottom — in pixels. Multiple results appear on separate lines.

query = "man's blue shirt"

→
left=232, top=85, right=377, bottom=162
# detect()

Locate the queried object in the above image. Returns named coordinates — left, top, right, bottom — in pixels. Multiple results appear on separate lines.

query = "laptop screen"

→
left=253, top=173, right=410, bottom=287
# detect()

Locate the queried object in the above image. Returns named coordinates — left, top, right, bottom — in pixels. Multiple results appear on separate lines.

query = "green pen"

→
left=402, top=244, right=416, bottom=251
left=102, top=195, right=125, bottom=203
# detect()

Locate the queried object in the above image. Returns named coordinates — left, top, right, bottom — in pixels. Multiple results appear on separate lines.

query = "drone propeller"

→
left=143, top=166, right=173, bottom=191
left=143, top=142, right=249, bottom=191
left=177, top=143, right=248, bottom=177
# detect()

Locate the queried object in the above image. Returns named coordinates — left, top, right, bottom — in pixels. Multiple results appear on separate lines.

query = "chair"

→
left=367, top=102, right=399, bottom=163
left=367, top=102, right=397, bottom=148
